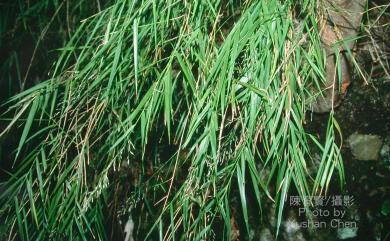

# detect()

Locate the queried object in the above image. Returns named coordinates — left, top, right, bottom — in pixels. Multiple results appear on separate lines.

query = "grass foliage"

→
left=0, top=0, right=348, bottom=240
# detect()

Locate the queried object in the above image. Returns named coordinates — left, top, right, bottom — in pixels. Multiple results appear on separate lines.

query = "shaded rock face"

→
left=348, top=133, right=383, bottom=160
left=311, top=0, right=365, bottom=113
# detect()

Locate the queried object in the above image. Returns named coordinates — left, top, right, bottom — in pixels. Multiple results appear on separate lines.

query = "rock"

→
left=336, top=204, right=360, bottom=239
left=124, top=215, right=134, bottom=241
left=282, top=211, right=306, bottom=241
left=373, top=223, right=383, bottom=241
left=380, top=141, right=390, bottom=165
left=283, top=219, right=300, bottom=235
left=380, top=138, right=390, bottom=170
left=337, top=226, right=358, bottom=240
left=380, top=144, right=389, bottom=158
left=310, top=0, right=365, bottom=113
left=348, top=133, right=383, bottom=161
left=259, top=228, right=273, bottom=241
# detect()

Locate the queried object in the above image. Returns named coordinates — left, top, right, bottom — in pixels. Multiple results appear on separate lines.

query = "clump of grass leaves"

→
left=0, top=0, right=345, bottom=240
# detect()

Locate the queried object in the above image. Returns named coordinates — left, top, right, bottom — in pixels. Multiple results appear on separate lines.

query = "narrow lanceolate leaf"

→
left=27, top=174, right=39, bottom=228
left=106, top=35, right=122, bottom=97
left=237, top=154, right=250, bottom=235
left=276, top=169, right=291, bottom=238
left=133, top=18, right=139, bottom=96
left=163, top=68, right=173, bottom=140
left=15, top=97, right=39, bottom=160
